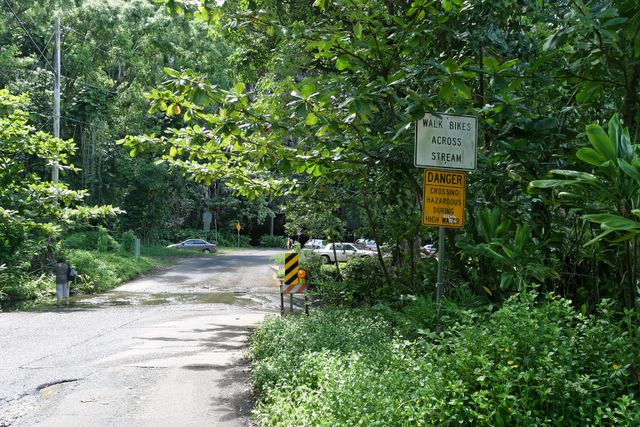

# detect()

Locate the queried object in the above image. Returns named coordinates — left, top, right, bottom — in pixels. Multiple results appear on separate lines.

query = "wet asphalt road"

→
left=0, top=249, right=284, bottom=426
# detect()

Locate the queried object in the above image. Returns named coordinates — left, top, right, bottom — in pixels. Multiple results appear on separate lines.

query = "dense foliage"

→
left=132, top=0, right=640, bottom=311
left=2, top=0, right=639, bottom=423
left=250, top=294, right=639, bottom=425
left=0, top=90, right=121, bottom=304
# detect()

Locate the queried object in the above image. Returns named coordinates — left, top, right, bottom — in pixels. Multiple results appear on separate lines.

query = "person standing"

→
left=54, top=259, right=71, bottom=306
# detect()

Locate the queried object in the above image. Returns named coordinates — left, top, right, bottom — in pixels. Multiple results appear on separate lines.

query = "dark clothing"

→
left=55, top=262, right=70, bottom=285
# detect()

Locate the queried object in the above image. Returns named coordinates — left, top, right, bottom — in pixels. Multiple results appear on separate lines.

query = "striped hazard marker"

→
left=281, top=252, right=307, bottom=294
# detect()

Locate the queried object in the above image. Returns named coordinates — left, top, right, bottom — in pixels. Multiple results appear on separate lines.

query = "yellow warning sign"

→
left=422, top=169, right=466, bottom=228
left=284, top=252, right=299, bottom=285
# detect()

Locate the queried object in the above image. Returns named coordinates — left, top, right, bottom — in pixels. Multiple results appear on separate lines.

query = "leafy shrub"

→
left=249, top=294, right=639, bottom=426
left=341, top=255, right=390, bottom=302
left=259, top=234, right=287, bottom=248
left=67, top=249, right=161, bottom=293
left=0, top=272, right=52, bottom=306
left=216, top=231, right=251, bottom=247
left=99, top=229, right=119, bottom=252
left=391, top=287, right=491, bottom=337
left=121, top=230, right=137, bottom=254
left=60, top=231, right=102, bottom=250
left=303, top=255, right=391, bottom=306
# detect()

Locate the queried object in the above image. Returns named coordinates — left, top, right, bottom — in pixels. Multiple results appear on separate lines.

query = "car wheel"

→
left=321, top=255, right=331, bottom=264
left=203, top=248, right=211, bottom=253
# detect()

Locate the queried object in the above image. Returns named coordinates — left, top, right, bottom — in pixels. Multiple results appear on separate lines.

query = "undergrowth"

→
left=249, top=293, right=639, bottom=426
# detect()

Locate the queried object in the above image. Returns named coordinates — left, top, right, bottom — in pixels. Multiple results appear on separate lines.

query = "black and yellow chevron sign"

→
left=284, top=252, right=299, bottom=285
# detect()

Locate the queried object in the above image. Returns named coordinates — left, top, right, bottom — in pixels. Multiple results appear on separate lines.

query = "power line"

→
left=5, top=1, right=119, bottom=96
left=30, top=30, right=55, bottom=74
left=3, top=0, right=55, bottom=72
left=30, top=111, right=92, bottom=127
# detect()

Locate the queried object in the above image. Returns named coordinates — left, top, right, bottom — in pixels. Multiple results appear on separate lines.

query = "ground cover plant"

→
left=249, top=294, right=639, bottom=426
left=66, top=249, right=170, bottom=294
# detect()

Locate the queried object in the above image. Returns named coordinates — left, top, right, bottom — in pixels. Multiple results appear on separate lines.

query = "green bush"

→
left=302, top=255, right=390, bottom=306
left=249, top=294, right=640, bottom=426
left=121, top=230, right=137, bottom=254
left=0, top=272, right=52, bottom=306
left=341, top=255, right=390, bottom=302
left=67, top=249, right=162, bottom=293
left=60, top=231, right=102, bottom=250
left=259, top=234, right=287, bottom=248
left=216, top=231, right=251, bottom=247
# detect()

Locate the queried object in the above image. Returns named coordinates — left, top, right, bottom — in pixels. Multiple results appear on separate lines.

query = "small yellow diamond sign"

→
left=422, top=169, right=466, bottom=228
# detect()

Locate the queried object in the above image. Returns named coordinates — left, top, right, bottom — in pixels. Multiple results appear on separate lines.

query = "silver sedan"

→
left=167, top=239, right=218, bottom=253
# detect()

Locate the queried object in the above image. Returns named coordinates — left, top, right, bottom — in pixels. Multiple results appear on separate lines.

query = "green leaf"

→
left=482, top=56, right=500, bottom=72
left=169, top=146, right=178, bottom=157
left=163, top=67, right=180, bottom=78
left=576, top=147, right=606, bottom=166
left=194, top=88, right=208, bottom=106
left=603, top=17, right=627, bottom=27
left=618, top=159, right=640, bottom=185
left=608, top=114, right=632, bottom=159
left=543, top=30, right=567, bottom=51
left=301, top=84, right=316, bottom=99
left=500, top=272, right=513, bottom=290
left=583, top=214, right=640, bottom=231
left=453, top=78, right=472, bottom=99
left=528, top=179, right=578, bottom=190
left=442, top=59, right=458, bottom=74
left=586, top=123, right=616, bottom=161
left=305, top=113, right=318, bottom=125
left=550, top=169, right=600, bottom=184
left=438, top=82, right=454, bottom=100
left=336, top=56, right=350, bottom=70
left=315, top=125, right=329, bottom=137
left=234, top=82, right=246, bottom=96
left=353, top=23, right=363, bottom=39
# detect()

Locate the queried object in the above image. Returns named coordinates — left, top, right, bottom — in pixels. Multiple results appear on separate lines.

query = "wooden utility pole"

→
left=52, top=15, right=61, bottom=183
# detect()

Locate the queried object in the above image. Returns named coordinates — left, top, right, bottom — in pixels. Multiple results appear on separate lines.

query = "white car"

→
left=312, top=242, right=373, bottom=264
left=303, top=239, right=325, bottom=250
left=420, top=244, right=437, bottom=258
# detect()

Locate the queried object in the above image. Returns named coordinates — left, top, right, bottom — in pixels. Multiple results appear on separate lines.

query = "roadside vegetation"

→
left=2, top=0, right=640, bottom=424
left=250, top=295, right=639, bottom=426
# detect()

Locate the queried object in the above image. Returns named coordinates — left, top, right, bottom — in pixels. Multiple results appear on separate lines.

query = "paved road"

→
left=0, top=249, right=283, bottom=427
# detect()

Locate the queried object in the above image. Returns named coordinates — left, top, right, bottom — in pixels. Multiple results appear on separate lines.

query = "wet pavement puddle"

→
left=21, top=291, right=265, bottom=311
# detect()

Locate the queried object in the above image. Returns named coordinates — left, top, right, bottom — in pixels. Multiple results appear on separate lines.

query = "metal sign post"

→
left=436, top=227, right=445, bottom=314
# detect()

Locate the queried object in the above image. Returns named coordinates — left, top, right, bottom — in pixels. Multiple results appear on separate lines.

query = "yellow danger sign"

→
left=422, top=169, right=466, bottom=228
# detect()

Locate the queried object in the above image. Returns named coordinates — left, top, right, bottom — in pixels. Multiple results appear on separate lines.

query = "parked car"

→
left=420, top=243, right=437, bottom=258
left=167, top=239, right=218, bottom=253
left=312, top=242, right=373, bottom=264
left=355, top=238, right=378, bottom=251
left=303, top=239, right=325, bottom=250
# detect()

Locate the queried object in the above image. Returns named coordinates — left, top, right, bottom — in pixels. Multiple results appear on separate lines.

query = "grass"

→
left=272, top=253, right=286, bottom=265
left=67, top=249, right=172, bottom=293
